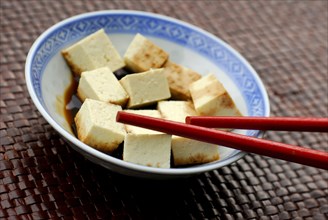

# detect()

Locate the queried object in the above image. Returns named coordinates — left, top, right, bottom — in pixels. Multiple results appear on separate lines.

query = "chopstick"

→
left=185, top=116, right=328, bottom=132
left=116, top=111, right=328, bottom=170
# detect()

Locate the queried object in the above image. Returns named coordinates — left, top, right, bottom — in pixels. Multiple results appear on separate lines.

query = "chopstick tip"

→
left=116, top=111, right=123, bottom=123
left=185, top=116, right=192, bottom=124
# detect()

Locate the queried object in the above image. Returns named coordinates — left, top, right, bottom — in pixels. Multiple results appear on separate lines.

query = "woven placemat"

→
left=1, top=0, right=327, bottom=219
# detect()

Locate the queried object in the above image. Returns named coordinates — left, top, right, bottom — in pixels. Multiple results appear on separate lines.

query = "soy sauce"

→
left=63, top=76, right=81, bottom=132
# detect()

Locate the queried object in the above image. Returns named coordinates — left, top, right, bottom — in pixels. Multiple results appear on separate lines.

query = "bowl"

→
left=25, top=10, right=270, bottom=179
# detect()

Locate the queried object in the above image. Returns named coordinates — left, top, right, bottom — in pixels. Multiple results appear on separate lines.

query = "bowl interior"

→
left=26, top=10, right=270, bottom=177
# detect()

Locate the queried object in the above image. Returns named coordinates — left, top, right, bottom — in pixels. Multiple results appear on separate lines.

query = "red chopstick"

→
left=116, top=111, right=328, bottom=170
left=186, top=116, right=328, bottom=132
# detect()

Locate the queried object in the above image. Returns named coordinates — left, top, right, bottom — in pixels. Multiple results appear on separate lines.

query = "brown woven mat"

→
left=1, top=0, right=328, bottom=219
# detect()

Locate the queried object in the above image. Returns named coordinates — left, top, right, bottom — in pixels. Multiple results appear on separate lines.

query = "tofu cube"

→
left=157, top=101, right=219, bottom=166
left=157, top=101, right=197, bottom=123
left=124, top=34, right=169, bottom=72
left=62, top=29, right=125, bottom=75
left=162, top=61, right=201, bottom=100
left=74, top=99, right=126, bottom=152
left=189, top=74, right=242, bottom=116
left=170, top=138, right=220, bottom=166
left=123, top=110, right=171, bottom=168
left=120, top=68, right=171, bottom=108
left=124, top=134, right=171, bottom=168
left=77, top=67, right=129, bottom=106
left=123, top=110, right=163, bottom=134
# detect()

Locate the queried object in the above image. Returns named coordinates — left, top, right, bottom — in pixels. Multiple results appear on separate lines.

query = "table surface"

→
left=1, top=1, right=327, bottom=219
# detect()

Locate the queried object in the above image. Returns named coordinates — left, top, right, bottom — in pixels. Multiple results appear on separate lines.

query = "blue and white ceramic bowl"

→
left=25, top=10, right=270, bottom=179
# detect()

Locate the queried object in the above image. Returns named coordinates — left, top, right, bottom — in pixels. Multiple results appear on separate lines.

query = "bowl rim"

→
left=25, top=10, right=270, bottom=176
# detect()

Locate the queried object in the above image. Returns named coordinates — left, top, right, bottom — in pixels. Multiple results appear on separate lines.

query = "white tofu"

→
left=123, top=110, right=163, bottom=134
left=77, top=67, right=129, bottom=106
left=158, top=101, right=220, bottom=166
left=120, top=68, right=171, bottom=108
left=162, top=61, right=201, bottom=100
left=62, top=29, right=125, bottom=75
left=157, top=101, right=197, bottom=123
left=189, top=74, right=242, bottom=116
left=74, top=99, right=126, bottom=152
left=123, top=134, right=171, bottom=168
left=170, top=138, right=219, bottom=166
left=122, top=110, right=171, bottom=168
left=124, top=34, right=169, bottom=72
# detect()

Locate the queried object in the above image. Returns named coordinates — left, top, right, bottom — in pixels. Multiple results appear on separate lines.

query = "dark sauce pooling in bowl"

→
left=63, top=76, right=81, bottom=129
left=113, top=68, right=132, bottom=80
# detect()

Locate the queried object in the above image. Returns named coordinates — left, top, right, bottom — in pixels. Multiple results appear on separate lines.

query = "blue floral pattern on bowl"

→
left=26, top=11, right=270, bottom=178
